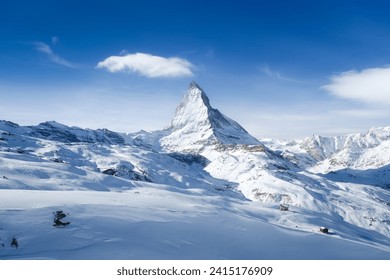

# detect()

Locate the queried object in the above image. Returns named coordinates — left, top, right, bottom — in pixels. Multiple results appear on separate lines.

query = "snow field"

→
left=1, top=187, right=389, bottom=260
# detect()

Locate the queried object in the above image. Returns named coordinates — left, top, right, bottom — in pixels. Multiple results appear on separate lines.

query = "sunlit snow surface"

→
left=1, top=83, right=390, bottom=259
left=0, top=148, right=389, bottom=259
left=1, top=187, right=389, bottom=260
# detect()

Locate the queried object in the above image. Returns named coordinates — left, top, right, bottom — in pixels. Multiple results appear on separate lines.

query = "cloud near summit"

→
left=96, top=52, right=194, bottom=78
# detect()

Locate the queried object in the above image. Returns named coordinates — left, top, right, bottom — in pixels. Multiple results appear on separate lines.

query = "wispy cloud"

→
left=322, top=66, right=390, bottom=105
left=51, top=36, right=60, bottom=45
left=96, top=52, right=194, bottom=78
left=259, top=64, right=299, bottom=82
left=34, top=41, right=76, bottom=68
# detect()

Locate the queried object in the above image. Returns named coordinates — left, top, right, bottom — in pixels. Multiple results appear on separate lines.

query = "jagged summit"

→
left=160, top=82, right=261, bottom=152
left=186, top=81, right=209, bottom=102
left=170, top=81, right=212, bottom=130
left=188, top=80, right=203, bottom=90
left=300, top=126, right=390, bottom=172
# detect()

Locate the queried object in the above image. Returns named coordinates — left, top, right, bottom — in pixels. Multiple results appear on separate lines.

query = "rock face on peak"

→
left=160, top=82, right=261, bottom=152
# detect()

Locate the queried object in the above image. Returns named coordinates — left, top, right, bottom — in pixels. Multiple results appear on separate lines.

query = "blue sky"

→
left=1, top=0, right=390, bottom=139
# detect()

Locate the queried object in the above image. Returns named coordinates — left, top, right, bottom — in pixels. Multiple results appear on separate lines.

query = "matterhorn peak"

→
left=187, top=81, right=207, bottom=98
left=189, top=80, right=201, bottom=89
left=160, top=82, right=261, bottom=152
left=170, top=81, right=212, bottom=130
left=187, top=82, right=211, bottom=106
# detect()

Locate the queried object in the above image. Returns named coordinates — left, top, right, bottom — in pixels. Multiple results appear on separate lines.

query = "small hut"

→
left=319, top=227, right=329, bottom=234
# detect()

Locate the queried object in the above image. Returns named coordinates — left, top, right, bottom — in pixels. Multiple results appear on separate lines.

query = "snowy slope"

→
left=0, top=135, right=234, bottom=195
left=200, top=145, right=390, bottom=239
left=1, top=82, right=390, bottom=259
left=1, top=187, right=390, bottom=260
left=3, top=134, right=388, bottom=259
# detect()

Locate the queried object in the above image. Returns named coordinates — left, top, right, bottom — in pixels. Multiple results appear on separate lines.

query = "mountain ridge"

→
left=0, top=119, right=125, bottom=144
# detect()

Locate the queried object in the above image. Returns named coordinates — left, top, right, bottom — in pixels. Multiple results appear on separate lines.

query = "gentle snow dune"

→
left=1, top=187, right=389, bottom=260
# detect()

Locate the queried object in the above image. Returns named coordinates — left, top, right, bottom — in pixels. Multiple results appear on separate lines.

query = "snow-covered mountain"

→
left=268, top=126, right=390, bottom=171
left=0, top=120, right=125, bottom=144
left=1, top=82, right=390, bottom=259
left=160, top=82, right=261, bottom=152
left=301, top=127, right=390, bottom=172
left=264, top=127, right=390, bottom=189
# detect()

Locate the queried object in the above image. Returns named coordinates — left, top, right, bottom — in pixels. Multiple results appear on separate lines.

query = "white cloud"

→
left=34, top=41, right=76, bottom=68
left=96, top=52, right=194, bottom=78
left=322, top=67, right=390, bottom=105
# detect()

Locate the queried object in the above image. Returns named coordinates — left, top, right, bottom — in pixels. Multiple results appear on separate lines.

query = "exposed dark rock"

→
left=102, top=165, right=152, bottom=182
left=167, top=152, right=210, bottom=167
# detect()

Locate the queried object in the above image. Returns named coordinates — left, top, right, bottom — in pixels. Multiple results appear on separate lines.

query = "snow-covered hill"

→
left=1, top=82, right=390, bottom=259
